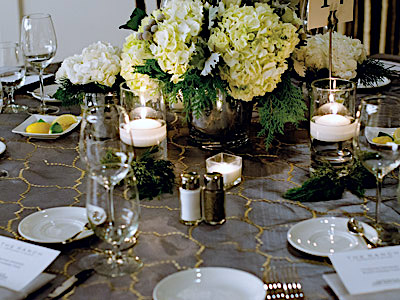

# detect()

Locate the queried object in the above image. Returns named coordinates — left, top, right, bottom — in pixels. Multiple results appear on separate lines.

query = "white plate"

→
left=12, top=114, right=81, bottom=139
left=357, top=77, right=391, bottom=89
left=153, top=267, right=266, bottom=300
left=0, top=141, right=5, bottom=155
left=31, top=84, right=61, bottom=103
left=18, top=207, right=93, bottom=243
left=365, top=126, right=398, bottom=147
left=287, top=217, right=379, bottom=257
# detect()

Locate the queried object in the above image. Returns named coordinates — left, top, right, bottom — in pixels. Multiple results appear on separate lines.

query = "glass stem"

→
left=7, top=87, right=15, bottom=105
left=39, top=67, right=46, bottom=111
left=375, top=178, right=383, bottom=224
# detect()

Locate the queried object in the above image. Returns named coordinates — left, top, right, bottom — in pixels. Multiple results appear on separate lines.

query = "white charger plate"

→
left=18, top=207, right=93, bottom=243
left=0, top=141, right=5, bottom=155
left=287, top=217, right=379, bottom=257
left=12, top=114, right=81, bottom=139
left=357, top=77, right=391, bottom=89
left=31, top=84, right=61, bottom=103
left=153, top=267, right=266, bottom=300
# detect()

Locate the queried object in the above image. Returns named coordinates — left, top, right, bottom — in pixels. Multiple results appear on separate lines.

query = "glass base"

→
left=28, top=105, right=60, bottom=115
left=3, top=103, right=28, bottom=114
left=79, top=252, right=143, bottom=277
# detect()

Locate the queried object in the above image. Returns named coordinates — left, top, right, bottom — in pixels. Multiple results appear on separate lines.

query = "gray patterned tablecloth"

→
left=0, top=71, right=399, bottom=299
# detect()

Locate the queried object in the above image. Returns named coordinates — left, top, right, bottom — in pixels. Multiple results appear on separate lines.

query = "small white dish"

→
left=153, top=267, right=265, bottom=300
left=287, top=217, right=379, bottom=257
left=12, top=114, right=81, bottom=139
left=18, top=207, right=93, bottom=243
left=0, top=141, right=5, bottom=155
left=31, top=84, right=61, bottom=103
left=357, top=77, right=391, bottom=89
left=365, top=126, right=397, bottom=147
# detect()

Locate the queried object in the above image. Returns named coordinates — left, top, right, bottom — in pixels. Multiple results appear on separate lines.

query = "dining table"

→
left=0, top=58, right=399, bottom=300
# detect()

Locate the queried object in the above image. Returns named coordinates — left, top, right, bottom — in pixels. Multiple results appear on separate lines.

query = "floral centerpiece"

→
left=54, top=41, right=123, bottom=105
left=119, top=0, right=307, bottom=149
left=292, top=32, right=395, bottom=86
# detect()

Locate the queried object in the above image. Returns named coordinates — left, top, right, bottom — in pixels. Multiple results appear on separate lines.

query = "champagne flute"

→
left=20, top=13, right=59, bottom=114
left=353, top=95, right=400, bottom=245
left=0, top=42, right=28, bottom=113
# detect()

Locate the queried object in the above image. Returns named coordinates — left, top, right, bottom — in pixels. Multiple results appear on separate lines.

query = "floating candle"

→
left=315, top=114, right=351, bottom=126
left=206, top=153, right=242, bottom=188
left=120, top=119, right=167, bottom=147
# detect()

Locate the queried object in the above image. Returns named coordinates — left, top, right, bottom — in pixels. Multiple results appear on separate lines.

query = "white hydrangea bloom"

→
left=209, top=3, right=299, bottom=101
left=293, top=32, right=367, bottom=80
left=149, top=0, right=204, bottom=83
left=56, top=41, right=121, bottom=87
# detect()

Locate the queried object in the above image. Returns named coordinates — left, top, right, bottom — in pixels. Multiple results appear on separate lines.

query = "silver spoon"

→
left=62, top=223, right=90, bottom=244
left=347, top=218, right=377, bottom=249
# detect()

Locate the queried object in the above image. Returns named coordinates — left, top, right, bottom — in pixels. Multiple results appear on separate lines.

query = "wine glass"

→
left=353, top=95, right=400, bottom=245
left=20, top=13, right=59, bottom=114
left=0, top=42, right=28, bottom=113
left=80, top=104, right=142, bottom=276
left=86, top=173, right=142, bottom=277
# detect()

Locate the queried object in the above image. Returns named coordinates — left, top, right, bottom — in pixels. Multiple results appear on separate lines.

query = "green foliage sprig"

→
left=257, top=72, right=307, bottom=149
left=355, top=58, right=399, bottom=86
left=54, top=77, right=123, bottom=107
left=119, top=8, right=147, bottom=31
left=135, top=59, right=227, bottom=118
left=101, top=148, right=175, bottom=200
left=284, top=158, right=376, bottom=202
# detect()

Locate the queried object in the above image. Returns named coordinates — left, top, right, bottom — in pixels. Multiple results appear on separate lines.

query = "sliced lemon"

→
left=51, top=114, right=77, bottom=131
left=372, top=136, right=393, bottom=144
left=49, top=122, right=63, bottom=134
left=393, top=128, right=400, bottom=140
left=26, top=122, right=51, bottom=134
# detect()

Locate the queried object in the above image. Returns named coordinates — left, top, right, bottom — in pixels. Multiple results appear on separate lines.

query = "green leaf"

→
left=378, top=132, right=394, bottom=140
left=37, top=119, right=45, bottom=123
left=49, top=122, right=63, bottom=134
left=119, top=8, right=147, bottom=31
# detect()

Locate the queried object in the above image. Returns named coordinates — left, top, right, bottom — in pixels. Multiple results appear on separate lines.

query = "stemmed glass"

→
left=353, top=95, right=400, bottom=244
left=79, top=104, right=143, bottom=276
left=20, top=13, right=59, bottom=114
left=0, top=42, right=28, bottom=113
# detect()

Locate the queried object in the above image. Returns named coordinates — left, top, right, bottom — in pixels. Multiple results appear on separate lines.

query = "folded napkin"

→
left=0, top=273, right=55, bottom=300
left=323, top=273, right=400, bottom=300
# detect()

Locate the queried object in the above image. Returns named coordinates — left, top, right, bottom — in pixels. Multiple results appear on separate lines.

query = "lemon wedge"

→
left=51, top=114, right=77, bottom=131
left=26, top=122, right=51, bottom=134
left=372, top=136, right=393, bottom=144
left=393, top=128, right=400, bottom=140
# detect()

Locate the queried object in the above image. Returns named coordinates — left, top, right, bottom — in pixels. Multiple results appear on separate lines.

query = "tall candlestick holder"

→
left=309, top=78, right=356, bottom=172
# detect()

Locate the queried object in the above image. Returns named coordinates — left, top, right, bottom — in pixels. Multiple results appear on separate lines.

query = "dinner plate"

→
left=12, top=114, right=81, bottom=139
left=153, top=267, right=266, bottom=300
left=18, top=207, right=93, bottom=243
left=357, top=77, right=391, bottom=89
left=31, top=84, right=61, bottom=103
left=0, top=141, right=5, bottom=155
left=287, top=217, right=379, bottom=257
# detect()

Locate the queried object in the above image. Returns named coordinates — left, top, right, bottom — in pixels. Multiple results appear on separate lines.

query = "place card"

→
left=330, top=245, right=400, bottom=295
left=308, top=0, right=354, bottom=30
left=0, top=235, right=60, bottom=292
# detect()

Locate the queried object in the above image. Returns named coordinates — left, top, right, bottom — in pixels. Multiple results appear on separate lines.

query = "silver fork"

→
left=264, top=264, right=305, bottom=300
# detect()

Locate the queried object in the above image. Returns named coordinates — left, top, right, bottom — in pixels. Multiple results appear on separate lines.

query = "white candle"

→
left=315, top=114, right=351, bottom=126
left=120, top=119, right=167, bottom=147
left=207, top=162, right=242, bottom=187
left=310, top=115, right=357, bottom=142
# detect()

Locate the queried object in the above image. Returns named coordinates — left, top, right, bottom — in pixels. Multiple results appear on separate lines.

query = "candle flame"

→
left=140, top=107, right=147, bottom=119
left=329, top=93, right=335, bottom=104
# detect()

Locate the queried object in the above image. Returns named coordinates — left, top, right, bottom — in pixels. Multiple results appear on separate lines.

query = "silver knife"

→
left=46, top=269, right=94, bottom=299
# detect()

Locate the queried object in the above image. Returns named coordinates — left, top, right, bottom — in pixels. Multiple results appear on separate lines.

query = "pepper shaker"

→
left=179, top=172, right=202, bottom=225
left=203, top=172, right=225, bottom=225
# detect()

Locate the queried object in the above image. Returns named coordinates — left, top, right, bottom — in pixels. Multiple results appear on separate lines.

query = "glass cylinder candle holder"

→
left=206, top=152, right=242, bottom=189
left=310, top=78, right=356, bottom=171
left=119, top=81, right=167, bottom=160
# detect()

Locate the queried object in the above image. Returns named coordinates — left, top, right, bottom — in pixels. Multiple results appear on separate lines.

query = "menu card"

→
left=0, top=236, right=60, bottom=292
left=330, top=245, right=400, bottom=295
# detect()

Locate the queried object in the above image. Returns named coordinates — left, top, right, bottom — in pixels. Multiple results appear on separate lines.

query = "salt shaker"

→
left=179, top=172, right=202, bottom=225
left=203, top=172, right=225, bottom=225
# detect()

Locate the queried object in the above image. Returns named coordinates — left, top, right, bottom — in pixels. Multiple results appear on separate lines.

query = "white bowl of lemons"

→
left=12, top=114, right=81, bottom=139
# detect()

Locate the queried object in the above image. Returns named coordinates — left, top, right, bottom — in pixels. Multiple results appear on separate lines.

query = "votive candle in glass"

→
left=206, top=153, right=242, bottom=189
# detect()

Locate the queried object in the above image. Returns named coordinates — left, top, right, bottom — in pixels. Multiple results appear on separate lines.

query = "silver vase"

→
left=188, top=91, right=253, bottom=149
